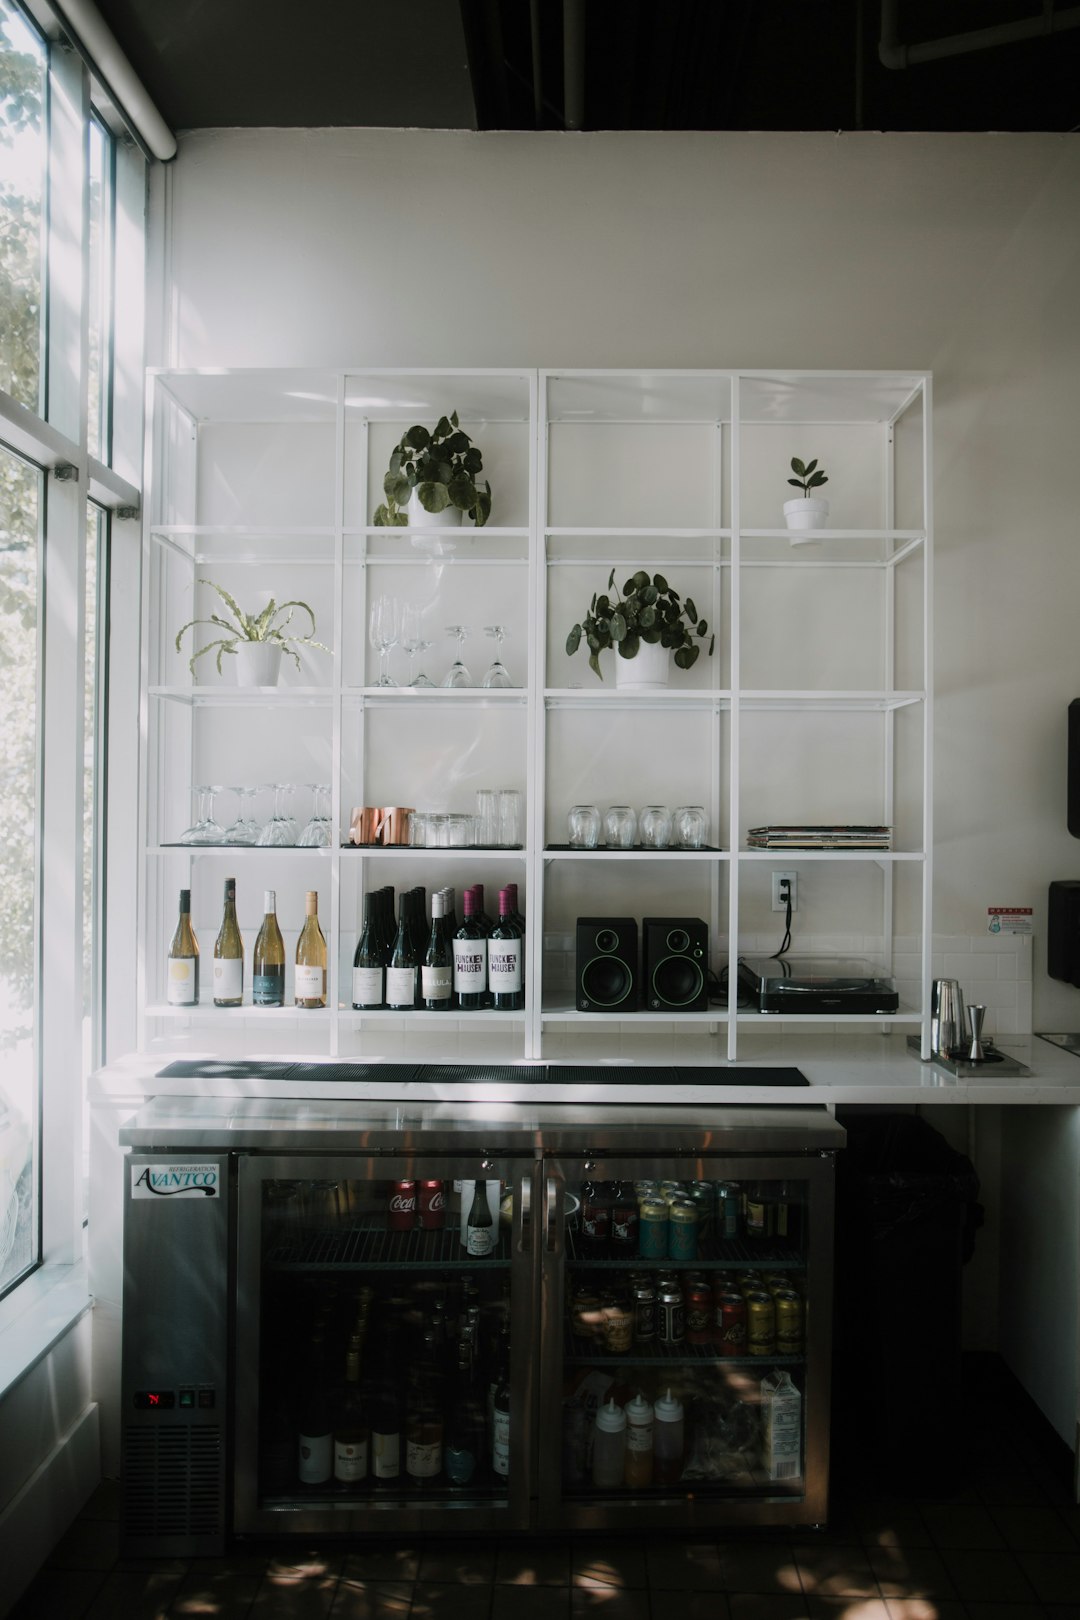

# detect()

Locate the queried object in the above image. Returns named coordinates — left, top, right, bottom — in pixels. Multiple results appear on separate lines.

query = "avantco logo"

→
left=131, top=1163, right=220, bottom=1200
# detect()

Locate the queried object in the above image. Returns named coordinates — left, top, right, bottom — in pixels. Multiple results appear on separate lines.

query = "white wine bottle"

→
left=295, top=889, right=327, bottom=1008
left=252, top=889, right=285, bottom=1007
left=166, top=887, right=199, bottom=1005
left=212, top=877, right=243, bottom=1007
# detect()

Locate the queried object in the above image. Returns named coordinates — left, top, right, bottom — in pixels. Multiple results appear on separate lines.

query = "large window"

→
left=0, top=2, right=45, bottom=413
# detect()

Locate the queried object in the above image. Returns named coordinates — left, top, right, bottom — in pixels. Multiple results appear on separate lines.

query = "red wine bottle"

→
left=452, top=889, right=488, bottom=1011
left=488, top=888, right=525, bottom=1011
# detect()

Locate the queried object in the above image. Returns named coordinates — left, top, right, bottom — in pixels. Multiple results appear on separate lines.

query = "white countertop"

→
left=88, top=1033, right=1080, bottom=1110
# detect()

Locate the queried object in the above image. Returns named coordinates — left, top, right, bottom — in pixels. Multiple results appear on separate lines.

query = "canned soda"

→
left=774, top=1288, right=803, bottom=1355
left=685, top=1281, right=712, bottom=1344
left=689, top=1183, right=714, bottom=1244
left=746, top=1289, right=776, bottom=1355
left=388, top=1179, right=417, bottom=1230
left=639, top=1196, right=669, bottom=1258
left=418, top=1180, right=446, bottom=1229
left=632, top=1280, right=657, bottom=1342
left=715, top=1182, right=741, bottom=1241
left=716, top=1288, right=748, bottom=1356
left=667, top=1197, right=700, bottom=1261
left=658, top=1283, right=685, bottom=1345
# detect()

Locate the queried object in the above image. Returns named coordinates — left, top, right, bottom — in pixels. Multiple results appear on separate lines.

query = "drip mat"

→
left=157, top=1059, right=808, bottom=1087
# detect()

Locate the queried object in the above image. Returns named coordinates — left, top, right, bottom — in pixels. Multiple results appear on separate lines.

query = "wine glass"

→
left=368, top=593, right=401, bottom=687
left=401, top=603, right=434, bottom=688
left=442, top=625, right=472, bottom=688
left=481, top=624, right=512, bottom=689
left=298, top=784, right=332, bottom=848
left=256, top=783, right=297, bottom=847
left=222, top=785, right=262, bottom=845
left=178, top=785, right=225, bottom=845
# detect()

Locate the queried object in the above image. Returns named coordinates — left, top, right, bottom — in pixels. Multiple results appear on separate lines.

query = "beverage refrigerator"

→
left=118, top=1086, right=844, bottom=1553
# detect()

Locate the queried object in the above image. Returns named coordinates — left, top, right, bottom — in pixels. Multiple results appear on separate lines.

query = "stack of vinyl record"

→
left=746, top=825, right=892, bottom=850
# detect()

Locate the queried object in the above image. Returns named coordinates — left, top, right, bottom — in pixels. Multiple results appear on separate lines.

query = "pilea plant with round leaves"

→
left=787, top=456, right=828, bottom=496
left=373, top=410, right=492, bottom=526
left=566, top=569, right=714, bottom=682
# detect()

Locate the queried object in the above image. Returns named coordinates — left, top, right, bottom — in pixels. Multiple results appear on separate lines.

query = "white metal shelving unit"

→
left=138, top=367, right=932, bottom=1062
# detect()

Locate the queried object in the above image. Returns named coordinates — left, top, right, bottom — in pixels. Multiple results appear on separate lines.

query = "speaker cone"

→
left=652, top=956, right=705, bottom=1007
left=580, top=955, right=634, bottom=1008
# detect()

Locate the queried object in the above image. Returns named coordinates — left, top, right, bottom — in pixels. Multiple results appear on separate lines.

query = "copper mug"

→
left=349, top=806, right=382, bottom=846
left=378, top=806, right=413, bottom=846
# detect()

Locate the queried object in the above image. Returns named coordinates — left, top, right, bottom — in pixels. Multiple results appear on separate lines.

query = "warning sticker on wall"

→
left=988, top=907, right=1033, bottom=935
left=131, top=1163, right=220, bottom=1199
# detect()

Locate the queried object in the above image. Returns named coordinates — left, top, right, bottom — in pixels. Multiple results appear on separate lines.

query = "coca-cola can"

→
left=418, top=1179, right=446, bottom=1229
left=388, top=1179, right=417, bottom=1231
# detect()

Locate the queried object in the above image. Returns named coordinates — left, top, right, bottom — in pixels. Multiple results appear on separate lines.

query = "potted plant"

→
left=566, top=569, right=714, bottom=688
left=175, top=580, right=328, bottom=687
left=373, top=411, right=492, bottom=528
left=783, top=456, right=830, bottom=536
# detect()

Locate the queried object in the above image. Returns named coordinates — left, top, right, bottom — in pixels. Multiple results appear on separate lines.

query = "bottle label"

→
left=386, top=964, right=417, bottom=1006
left=421, top=963, right=452, bottom=1002
left=405, top=1437, right=441, bottom=1478
left=333, top=1435, right=369, bottom=1482
left=452, top=938, right=487, bottom=993
left=444, top=1443, right=477, bottom=1484
left=253, top=969, right=285, bottom=1006
left=627, top=1419, right=654, bottom=1452
left=297, top=1431, right=332, bottom=1484
left=166, top=959, right=197, bottom=1005
left=212, top=958, right=243, bottom=999
left=466, top=1224, right=494, bottom=1257
left=295, top=964, right=325, bottom=999
left=352, top=965, right=383, bottom=1006
left=488, top=938, right=522, bottom=993
left=372, top=1431, right=400, bottom=1479
left=492, top=1409, right=510, bottom=1475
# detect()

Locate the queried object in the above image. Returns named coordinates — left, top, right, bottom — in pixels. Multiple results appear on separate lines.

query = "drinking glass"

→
left=298, top=784, right=332, bottom=847
left=476, top=788, right=498, bottom=846
left=257, top=783, right=297, bottom=846
left=674, top=804, right=708, bottom=849
left=481, top=624, right=513, bottom=689
left=369, top=593, right=401, bottom=687
left=442, top=624, right=472, bottom=688
left=401, top=603, right=434, bottom=688
left=568, top=804, right=601, bottom=849
left=222, top=785, right=261, bottom=845
left=498, top=788, right=522, bottom=847
left=178, top=784, right=225, bottom=845
left=639, top=804, right=673, bottom=849
left=603, top=805, right=638, bottom=849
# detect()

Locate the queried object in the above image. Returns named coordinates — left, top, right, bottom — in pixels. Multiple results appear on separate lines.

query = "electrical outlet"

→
left=771, top=871, right=798, bottom=912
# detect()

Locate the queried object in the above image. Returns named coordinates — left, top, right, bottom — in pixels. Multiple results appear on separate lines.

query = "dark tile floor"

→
left=9, top=1358, right=1079, bottom=1620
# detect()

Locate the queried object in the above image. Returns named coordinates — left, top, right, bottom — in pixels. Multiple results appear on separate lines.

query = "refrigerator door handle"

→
left=544, top=1176, right=561, bottom=1254
left=516, top=1175, right=531, bottom=1254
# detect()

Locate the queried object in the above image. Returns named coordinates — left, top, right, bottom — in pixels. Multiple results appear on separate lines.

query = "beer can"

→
left=689, top=1182, right=714, bottom=1244
left=580, top=1184, right=611, bottom=1254
left=715, top=1181, right=741, bottom=1242
left=685, top=1281, right=712, bottom=1344
left=774, top=1288, right=803, bottom=1356
left=388, top=1179, right=417, bottom=1231
left=632, top=1280, right=657, bottom=1342
left=658, top=1283, right=685, bottom=1345
left=667, top=1197, right=700, bottom=1262
left=610, top=1188, right=640, bottom=1255
left=418, top=1179, right=446, bottom=1229
left=745, top=1289, right=776, bottom=1355
left=639, top=1196, right=669, bottom=1259
left=716, top=1288, right=748, bottom=1356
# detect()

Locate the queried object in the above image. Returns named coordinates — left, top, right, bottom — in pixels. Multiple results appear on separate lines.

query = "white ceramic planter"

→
left=615, top=638, right=670, bottom=690
left=233, top=642, right=283, bottom=687
left=783, top=497, right=830, bottom=542
left=407, top=488, right=462, bottom=528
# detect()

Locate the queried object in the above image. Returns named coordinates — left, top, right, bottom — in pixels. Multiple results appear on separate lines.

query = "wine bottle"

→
left=488, top=887, right=525, bottom=1012
left=492, top=1349, right=511, bottom=1478
left=370, top=1321, right=404, bottom=1487
left=442, top=886, right=458, bottom=938
left=333, top=1343, right=369, bottom=1489
left=465, top=1178, right=494, bottom=1258
left=407, top=888, right=426, bottom=1008
left=295, top=890, right=327, bottom=1008
left=444, top=1338, right=484, bottom=1486
left=212, top=877, right=243, bottom=1007
left=405, top=1328, right=444, bottom=1485
left=505, top=882, right=525, bottom=943
left=352, top=891, right=384, bottom=1009
left=252, top=889, right=285, bottom=1007
left=296, top=1332, right=333, bottom=1487
left=421, top=890, right=454, bottom=1010
left=452, top=889, right=487, bottom=1011
left=166, top=887, right=199, bottom=1006
left=385, top=892, right=419, bottom=1011
left=471, top=882, right=493, bottom=935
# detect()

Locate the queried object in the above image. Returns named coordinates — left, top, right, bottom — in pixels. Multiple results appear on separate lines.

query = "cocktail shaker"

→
left=931, top=979, right=969, bottom=1057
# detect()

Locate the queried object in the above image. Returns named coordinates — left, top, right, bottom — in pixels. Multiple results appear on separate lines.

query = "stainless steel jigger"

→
left=967, top=1004, right=987, bottom=1062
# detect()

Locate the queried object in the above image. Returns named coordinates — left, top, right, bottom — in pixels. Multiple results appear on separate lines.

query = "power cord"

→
left=772, top=879, right=793, bottom=960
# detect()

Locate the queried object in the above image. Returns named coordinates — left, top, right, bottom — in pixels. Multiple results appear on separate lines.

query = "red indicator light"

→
left=149, top=1393, right=160, bottom=1406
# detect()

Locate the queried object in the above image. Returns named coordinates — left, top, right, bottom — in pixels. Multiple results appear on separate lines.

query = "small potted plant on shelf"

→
left=373, top=410, right=492, bottom=528
left=783, top=456, right=830, bottom=537
left=566, top=569, right=714, bottom=688
left=175, top=580, right=328, bottom=686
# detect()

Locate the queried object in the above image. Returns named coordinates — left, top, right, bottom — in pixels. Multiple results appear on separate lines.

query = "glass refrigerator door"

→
left=235, top=1153, right=536, bottom=1535
left=537, top=1154, right=835, bottom=1530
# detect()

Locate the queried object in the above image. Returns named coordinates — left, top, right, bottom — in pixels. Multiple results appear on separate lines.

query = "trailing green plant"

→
left=373, top=410, right=492, bottom=527
left=787, top=456, right=828, bottom=496
left=175, top=580, right=328, bottom=676
left=566, top=569, right=714, bottom=682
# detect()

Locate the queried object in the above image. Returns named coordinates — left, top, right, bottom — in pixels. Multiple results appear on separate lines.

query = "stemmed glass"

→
left=298, top=784, right=332, bottom=848
left=256, top=783, right=297, bottom=847
left=178, top=785, right=225, bottom=845
left=222, top=785, right=262, bottom=845
left=442, top=625, right=472, bottom=688
left=481, top=624, right=512, bottom=689
left=369, top=594, right=401, bottom=688
left=401, top=603, right=434, bottom=688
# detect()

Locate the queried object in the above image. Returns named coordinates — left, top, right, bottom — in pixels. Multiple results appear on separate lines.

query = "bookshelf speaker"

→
left=642, top=917, right=709, bottom=1011
left=575, top=918, right=638, bottom=1012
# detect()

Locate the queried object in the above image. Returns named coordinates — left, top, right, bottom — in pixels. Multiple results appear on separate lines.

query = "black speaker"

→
left=1069, top=700, right=1080, bottom=837
left=576, top=918, right=638, bottom=1012
left=642, top=917, right=709, bottom=1011
left=1048, top=881, right=1080, bottom=986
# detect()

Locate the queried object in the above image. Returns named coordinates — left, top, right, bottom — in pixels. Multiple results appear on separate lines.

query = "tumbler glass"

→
left=673, top=805, right=707, bottom=849
left=604, top=805, right=638, bottom=849
left=498, top=788, right=522, bottom=848
left=568, top=804, right=601, bottom=849
left=476, top=788, right=498, bottom=846
left=639, top=804, right=672, bottom=849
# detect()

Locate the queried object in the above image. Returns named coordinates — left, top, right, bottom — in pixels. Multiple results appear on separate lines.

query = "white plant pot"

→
left=407, top=488, right=462, bottom=528
left=233, top=642, right=283, bottom=687
left=614, top=638, right=670, bottom=690
left=783, top=497, right=829, bottom=543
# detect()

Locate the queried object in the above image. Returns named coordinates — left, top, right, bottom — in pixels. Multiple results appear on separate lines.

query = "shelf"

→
left=146, top=1001, right=331, bottom=1020
left=545, top=689, right=728, bottom=709
left=150, top=685, right=334, bottom=706
left=263, top=1222, right=513, bottom=1269
left=544, top=846, right=726, bottom=861
left=342, top=845, right=525, bottom=858
left=344, top=686, right=527, bottom=704
left=566, top=1236, right=804, bottom=1268
left=738, top=690, right=924, bottom=711
left=541, top=1006, right=728, bottom=1025
left=340, top=1009, right=527, bottom=1024
left=738, top=849, right=924, bottom=861
left=740, top=528, right=924, bottom=543
left=563, top=1344, right=805, bottom=1367
left=152, top=845, right=333, bottom=856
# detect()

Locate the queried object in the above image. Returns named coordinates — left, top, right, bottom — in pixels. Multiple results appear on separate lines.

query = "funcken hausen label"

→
left=131, top=1163, right=220, bottom=1199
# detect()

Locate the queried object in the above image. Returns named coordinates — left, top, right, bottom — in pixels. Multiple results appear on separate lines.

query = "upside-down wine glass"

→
left=256, top=783, right=297, bottom=847
left=298, top=784, right=332, bottom=848
left=369, top=594, right=401, bottom=688
left=442, top=625, right=472, bottom=688
left=178, top=785, right=226, bottom=845
left=222, top=785, right=262, bottom=845
left=481, top=624, right=512, bottom=689
left=401, top=603, right=434, bottom=688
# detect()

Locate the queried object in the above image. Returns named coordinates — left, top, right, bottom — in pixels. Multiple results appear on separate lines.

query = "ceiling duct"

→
left=879, top=0, right=1080, bottom=70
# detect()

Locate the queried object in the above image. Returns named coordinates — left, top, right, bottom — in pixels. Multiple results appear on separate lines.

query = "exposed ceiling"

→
left=89, top=0, right=1080, bottom=140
